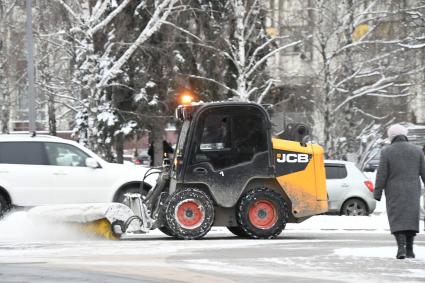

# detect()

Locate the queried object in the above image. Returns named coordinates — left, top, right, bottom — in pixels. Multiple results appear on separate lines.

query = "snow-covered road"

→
left=0, top=211, right=424, bottom=283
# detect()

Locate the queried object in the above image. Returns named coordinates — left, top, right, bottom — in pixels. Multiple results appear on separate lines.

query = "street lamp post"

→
left=25, top=0, right=36, bottom=133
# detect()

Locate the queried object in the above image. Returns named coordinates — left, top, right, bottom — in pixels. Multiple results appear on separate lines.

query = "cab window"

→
left=199, top=115, right=231, bottom=151
left=232, top=114, right=267, bottom=164
left=193, top=108, right=268, bottom=170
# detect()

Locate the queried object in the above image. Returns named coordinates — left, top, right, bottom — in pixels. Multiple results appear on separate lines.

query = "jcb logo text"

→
left=276, top=153, right=309, bottom=163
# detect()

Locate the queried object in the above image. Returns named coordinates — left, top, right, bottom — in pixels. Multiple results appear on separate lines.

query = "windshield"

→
left=172, top=120, right=190, bottom=173
left=370, top=148, right=381, bottom=161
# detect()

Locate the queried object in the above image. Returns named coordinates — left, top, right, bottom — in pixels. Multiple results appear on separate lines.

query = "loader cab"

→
left=172, top=102, right=274, bottom=207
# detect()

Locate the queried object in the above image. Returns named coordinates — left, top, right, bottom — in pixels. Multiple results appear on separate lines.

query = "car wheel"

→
left=0, top=194, right=10, bottom=219
left=237, top=188, right=288, bottom=239
left=165, top=188, right=215, bottom=240
left=158, top=225, right=175, bottom=237
left=341, top=198, right=368, bottom=216
left=227, top=226, right=248, bottom=238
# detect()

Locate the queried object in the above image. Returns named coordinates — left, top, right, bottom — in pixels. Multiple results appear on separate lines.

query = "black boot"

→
left=394, top=233, right=406, bottom=259
left=406, top=234, right=415, bottom=258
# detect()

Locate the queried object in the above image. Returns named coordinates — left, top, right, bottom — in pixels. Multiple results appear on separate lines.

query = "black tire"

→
left=227, top=226, right=248, bottom=238
left=157, top=197, right=175, bottom=237
left=341, top=198, right=368, bottom=216
left=237, top=188, right=288, bottom=239
left=158, top=225, right=175, bottom=237
left=165, top=188, right=215, bottom=240
left=0, top=193, right=10, bottom=219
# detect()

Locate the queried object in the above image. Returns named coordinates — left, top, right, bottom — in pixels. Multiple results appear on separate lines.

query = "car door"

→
left=0, top=141, right=54, bottom=206
left=41, top=142, right=116, bottom=204
left=184, top=106, right=272, bottom=208
left=325, top=163, right=351, bottom=212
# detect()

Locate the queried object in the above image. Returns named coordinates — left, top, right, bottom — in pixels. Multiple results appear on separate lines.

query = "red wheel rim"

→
left=175, top=199, right=205, bottom=229
left=248, top=200, right=278, bottom=229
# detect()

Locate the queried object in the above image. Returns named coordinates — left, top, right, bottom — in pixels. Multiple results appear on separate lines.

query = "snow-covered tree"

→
left=224, top=0, right=299, bottom=102
left=293, top=0, right=424, bottom=159
left=32, top=0, right=75, bottom=136
left=0, top=0, right=17, bottom=133
left=356, top=118, right=395, bottom=170
left=55, top=0, right=177, bottom=161
left=174, top=0, right=300, bottom=103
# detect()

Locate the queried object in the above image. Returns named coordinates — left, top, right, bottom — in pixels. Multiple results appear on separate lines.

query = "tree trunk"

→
left=0, top=93, right=10, bottom=134
left=0, top=61, right=9, bottom=133
left=233, top=0, right=248, bottom=101
left=115, top=133, right=124, bottom=164
left=0, top=3, right=10, bottom=134
left=150, top=120, right=166, bottom=167
left=47, top=93, right=57, bottom=136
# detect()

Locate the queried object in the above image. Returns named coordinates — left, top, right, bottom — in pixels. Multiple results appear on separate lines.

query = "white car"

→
left=0, top=134, right=157, bottom=216
left=325, top=160, right=376, bottom=216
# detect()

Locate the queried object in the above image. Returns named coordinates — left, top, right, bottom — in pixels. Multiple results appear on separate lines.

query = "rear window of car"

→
left=325, top=164, right=348, bottom=179
left=0, top=142, right=47, bottom=165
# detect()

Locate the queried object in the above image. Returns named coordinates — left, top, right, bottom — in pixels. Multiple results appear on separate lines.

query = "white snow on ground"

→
left=335, top=246, right=425, bottom=261
left=1, top=198, right=424, bottom=242
left=1, top=210, right=425, bottom=282
left=286, top=214, right=391, bottom=231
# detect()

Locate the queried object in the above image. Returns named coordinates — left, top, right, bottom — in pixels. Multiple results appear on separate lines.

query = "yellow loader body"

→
left=272, top=138, right=328, bottom=221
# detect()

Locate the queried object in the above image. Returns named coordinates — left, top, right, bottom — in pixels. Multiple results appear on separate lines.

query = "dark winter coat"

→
left=374, top=136, right=425, bottom=233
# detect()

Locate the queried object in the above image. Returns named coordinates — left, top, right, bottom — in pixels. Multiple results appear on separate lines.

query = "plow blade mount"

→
left=27, top=202, right=145, bottom=240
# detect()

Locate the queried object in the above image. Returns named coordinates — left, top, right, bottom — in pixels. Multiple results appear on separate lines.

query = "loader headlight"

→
left=181, top=94, right=193, bottom=105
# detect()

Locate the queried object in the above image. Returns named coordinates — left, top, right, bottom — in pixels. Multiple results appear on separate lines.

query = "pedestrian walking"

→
left=148, top=140, right=174, bottom=166
left=374, top=124, right=425, bottom=259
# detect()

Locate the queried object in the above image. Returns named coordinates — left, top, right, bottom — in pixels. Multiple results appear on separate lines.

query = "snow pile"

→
left=28, top=203, right=135, bottom=224
left=0, top=203, right=140, bottom=242
left=0, top=211, right=89, bottom=242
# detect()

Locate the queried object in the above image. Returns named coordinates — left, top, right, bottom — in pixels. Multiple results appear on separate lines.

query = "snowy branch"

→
left=54, top=0, right=84, bottom=27
left=88, top=0, right=132, bottom=36
left=246, top=36, right=289, bottom=73
left=331, top=76, right=399, bottom=115
left=246, top=40, right=301, bottom=79
left=256, top=80, right=274, bottom=104
left=160, top=20, right=203, bottom=42
left=188, top=75, right=240, bottom=96
left=353, top=107, right=389, bottom=120
left=98, top=0, right=178, bottom=87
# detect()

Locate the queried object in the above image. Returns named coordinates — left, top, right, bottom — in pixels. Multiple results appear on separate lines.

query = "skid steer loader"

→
left=29, top=101, right=327, bottom=239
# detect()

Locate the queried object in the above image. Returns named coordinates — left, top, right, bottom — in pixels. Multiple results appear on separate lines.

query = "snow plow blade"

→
left=27, top=201, right=146, bottom=240
left=79, top=218, right=119, bottom=240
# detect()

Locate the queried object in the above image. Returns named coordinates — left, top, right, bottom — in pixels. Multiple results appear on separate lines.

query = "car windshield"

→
left=370, top=148, right=381, bottom=160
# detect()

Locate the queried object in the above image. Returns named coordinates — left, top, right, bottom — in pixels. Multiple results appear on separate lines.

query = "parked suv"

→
left=325, top=160, right=376, bottom=216
left=363, top=148, right=381, bottom=172
left=0, top=135, right=157, bottom=216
